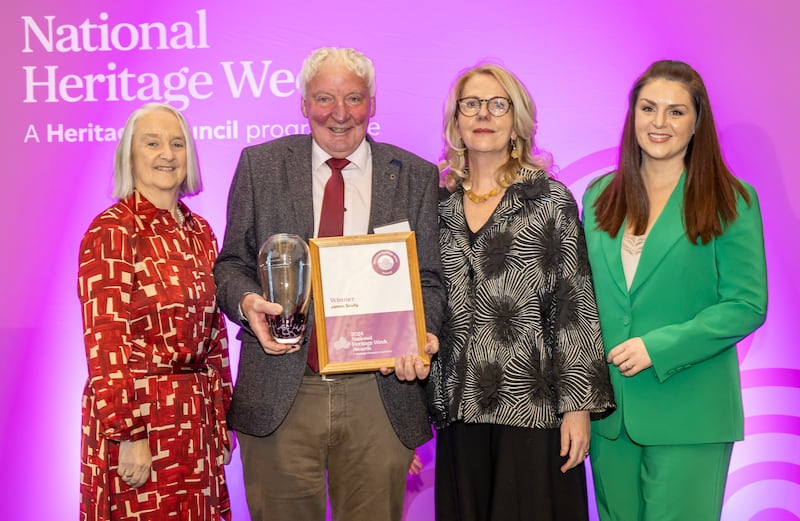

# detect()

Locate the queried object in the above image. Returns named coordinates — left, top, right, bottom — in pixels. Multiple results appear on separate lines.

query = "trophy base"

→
left=273, top=336, right=302, bottom=345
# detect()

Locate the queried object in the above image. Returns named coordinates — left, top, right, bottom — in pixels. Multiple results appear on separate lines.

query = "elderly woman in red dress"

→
left=78, top=103, right=233, bottom=520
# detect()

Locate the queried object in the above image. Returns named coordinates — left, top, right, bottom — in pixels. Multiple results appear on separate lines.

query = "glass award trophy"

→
left=258, top=233, right=311, bottom=344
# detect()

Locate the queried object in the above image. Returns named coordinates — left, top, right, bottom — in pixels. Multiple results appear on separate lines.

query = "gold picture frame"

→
left=308, top=231, right=428, bottom=375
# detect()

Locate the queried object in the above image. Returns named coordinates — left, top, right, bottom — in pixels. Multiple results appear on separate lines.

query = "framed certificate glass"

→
left=308, top=231, right=428, bottom=375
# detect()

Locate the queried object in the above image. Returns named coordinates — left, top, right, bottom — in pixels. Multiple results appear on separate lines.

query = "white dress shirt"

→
left=311, top=139, right=372, bottom=237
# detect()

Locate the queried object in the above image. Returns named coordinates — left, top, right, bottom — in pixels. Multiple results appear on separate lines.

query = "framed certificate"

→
left=308, top=231, right=428, bottom=375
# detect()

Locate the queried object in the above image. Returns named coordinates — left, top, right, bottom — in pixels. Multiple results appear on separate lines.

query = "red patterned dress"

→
left=78, top=192, right=233, bottom=520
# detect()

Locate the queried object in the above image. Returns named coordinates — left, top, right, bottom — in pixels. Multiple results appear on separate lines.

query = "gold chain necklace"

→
left=465, top=187, right=502, bottom=204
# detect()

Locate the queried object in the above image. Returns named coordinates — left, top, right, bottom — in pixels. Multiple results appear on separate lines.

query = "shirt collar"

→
left=126, top=190, right=191, bottom=226
left=311, top=138, right=370, bottom=172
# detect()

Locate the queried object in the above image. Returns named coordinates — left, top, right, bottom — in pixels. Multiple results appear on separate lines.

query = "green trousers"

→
left=590, top=426, right=733, bottom=521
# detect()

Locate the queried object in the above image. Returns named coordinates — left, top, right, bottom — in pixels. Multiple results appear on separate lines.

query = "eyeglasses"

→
left=457, top=97, right=513, bottom=117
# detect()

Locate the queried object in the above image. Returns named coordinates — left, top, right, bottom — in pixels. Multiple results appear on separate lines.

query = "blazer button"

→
left=621, top=316, right=631, bottom=325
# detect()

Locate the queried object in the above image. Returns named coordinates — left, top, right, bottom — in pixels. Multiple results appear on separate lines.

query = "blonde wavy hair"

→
left=440, top=64, right=551, bottom=190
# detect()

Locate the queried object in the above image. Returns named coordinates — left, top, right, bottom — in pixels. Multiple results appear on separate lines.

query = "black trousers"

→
left=435, top=422, right=589, bottom=521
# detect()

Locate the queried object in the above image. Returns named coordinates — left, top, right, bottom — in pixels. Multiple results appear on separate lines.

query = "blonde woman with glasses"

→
left=428, top=64, right=615, bottom=521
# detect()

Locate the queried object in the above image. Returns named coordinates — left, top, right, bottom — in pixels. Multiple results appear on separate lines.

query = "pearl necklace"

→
left=465, top=186, right=502, bottom=204
left=175, top=207, right=185, bottom=229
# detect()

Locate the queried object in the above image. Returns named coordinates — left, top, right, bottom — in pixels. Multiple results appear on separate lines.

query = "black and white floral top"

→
left=429, top=168, right=615, bottom=430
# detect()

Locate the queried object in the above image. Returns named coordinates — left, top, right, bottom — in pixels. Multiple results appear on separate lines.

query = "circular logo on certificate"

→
left=371, top=249, right=400, bottom=276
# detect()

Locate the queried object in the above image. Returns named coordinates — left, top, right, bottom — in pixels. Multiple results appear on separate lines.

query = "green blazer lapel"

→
left=629, top=174, right=687, bottom=294
left=600, top=224, right=628, bottom=296
left=584, top=174, right=627, bottom=297
left=287, top=137, right=315, bottom=239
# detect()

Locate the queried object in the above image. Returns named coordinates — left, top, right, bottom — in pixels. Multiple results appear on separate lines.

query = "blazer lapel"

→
left=583, top=174, right=628, bottom=297
left=600, top=225, right=629, bottom=296
left=368, top=141, right=401, bottom=232
left=629, top=173, right=686, bottom=294
left=286, top=137, right=315, bottom=239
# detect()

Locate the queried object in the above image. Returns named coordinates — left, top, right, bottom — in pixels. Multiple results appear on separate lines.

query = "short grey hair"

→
left=112, top=103, right=202, bottom=199
left=299, top=47, right=376, bottom=98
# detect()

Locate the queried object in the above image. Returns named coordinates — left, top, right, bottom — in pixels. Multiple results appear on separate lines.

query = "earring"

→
left=457, top=138, right=466, bottom=157
left=510, top=138, right=520, bottom=159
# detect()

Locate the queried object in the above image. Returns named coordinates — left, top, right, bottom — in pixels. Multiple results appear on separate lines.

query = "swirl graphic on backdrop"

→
left=723, top=367, right=800, bottom=520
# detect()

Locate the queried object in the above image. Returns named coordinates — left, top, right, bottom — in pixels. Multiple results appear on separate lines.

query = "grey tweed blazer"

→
left=213, top=134, right=446, bottom=448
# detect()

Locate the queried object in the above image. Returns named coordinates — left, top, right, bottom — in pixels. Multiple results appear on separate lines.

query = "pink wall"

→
left=3, top=0, right=799, bottom=518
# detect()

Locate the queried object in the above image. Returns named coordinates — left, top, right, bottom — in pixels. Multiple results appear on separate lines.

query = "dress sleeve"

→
left=206, top=231, right=234, bottom=413
left=553, top=191, right=614, bottom=414
left=213, top=147, right=264, bottom=324
left=78, top=218, right=147, bottom=441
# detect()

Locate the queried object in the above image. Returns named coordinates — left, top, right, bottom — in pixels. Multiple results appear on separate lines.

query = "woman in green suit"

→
left=582, top=60, right=767, bottom=520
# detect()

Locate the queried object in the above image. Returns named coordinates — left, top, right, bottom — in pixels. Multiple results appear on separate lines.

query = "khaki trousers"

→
left=238, top=373, right=414, bottom=521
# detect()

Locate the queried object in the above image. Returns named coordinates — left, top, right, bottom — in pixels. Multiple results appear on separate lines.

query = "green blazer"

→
left=582, top=173, right=767, bottom=445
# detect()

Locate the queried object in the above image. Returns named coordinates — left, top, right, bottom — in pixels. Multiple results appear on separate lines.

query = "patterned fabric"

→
left=429, top=168, right=614, bottom=429
left=78, top=192, right=233, bottom=520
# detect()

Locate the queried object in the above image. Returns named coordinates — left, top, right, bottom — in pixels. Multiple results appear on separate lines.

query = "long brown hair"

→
left=592, top=60, right=750, bottom=244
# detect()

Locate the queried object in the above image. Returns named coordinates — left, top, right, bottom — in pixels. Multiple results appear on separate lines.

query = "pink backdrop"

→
left=3, top=1, right=799, bottom=519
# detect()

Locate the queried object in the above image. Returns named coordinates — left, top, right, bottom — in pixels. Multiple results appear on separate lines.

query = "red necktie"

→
left=308, top=158, right=350, bottom=371
left=317, top=158, right=350, bottom=237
